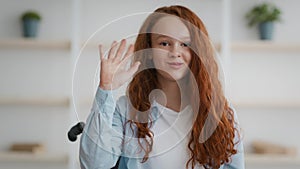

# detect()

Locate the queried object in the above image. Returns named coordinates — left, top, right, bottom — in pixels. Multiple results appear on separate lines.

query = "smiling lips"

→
left=167, top=62, right=184, bottom=69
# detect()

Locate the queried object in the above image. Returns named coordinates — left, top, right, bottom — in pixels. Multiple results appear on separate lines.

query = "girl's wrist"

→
left=99, top=83, right=112, bottom=90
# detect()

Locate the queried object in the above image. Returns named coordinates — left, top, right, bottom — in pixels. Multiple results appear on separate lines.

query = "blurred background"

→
left=0, top=0, right=299, bottom=169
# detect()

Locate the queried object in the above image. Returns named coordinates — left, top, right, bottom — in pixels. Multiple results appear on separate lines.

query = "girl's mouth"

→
left=167, top=62, right=183, bottom=69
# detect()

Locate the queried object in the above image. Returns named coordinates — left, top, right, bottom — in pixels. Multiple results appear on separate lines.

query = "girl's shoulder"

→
left=116, top=95, right=129, bottom=110
left=114, top=95, right=131, bottom=123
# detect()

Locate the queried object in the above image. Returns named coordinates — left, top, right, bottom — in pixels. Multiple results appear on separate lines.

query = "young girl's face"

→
left=150, top=16, right=192, bottom=82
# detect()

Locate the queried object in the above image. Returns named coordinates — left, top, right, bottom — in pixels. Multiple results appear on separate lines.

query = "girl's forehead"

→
left=151, top=16, right=190, bottom=41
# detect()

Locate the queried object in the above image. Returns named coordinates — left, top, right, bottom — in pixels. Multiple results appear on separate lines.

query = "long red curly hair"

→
left=126, top=5, right=239, bottom=169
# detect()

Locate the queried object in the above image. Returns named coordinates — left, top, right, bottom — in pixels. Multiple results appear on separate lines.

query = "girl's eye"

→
left=181, top=42, right=191, bottom=47
left=159, top=42, right=170, bottom=46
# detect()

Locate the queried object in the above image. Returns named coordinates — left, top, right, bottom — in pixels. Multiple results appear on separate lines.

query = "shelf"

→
left=245, top=154, right=300, bottom=165
left=3, top=40, right=298, bottom=53
left=81, top=40, right=222, bottom=52
left=231, top=100, right=300, bottom=109
left=0, top=97, right=70, bottom=107
left=0, top=38, right=221, bottom=52
left=0, top=152, right=68, bottom=163
left=4, top=152, right=299, bottom=165
left=231, top=41, right=300, bottom=52
left=0, top=39, right=71, bottom=50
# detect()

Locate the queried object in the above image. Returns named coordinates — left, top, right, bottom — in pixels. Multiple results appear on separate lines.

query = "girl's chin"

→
left=156, top=69, right=190, bottom=82
left=158, top=73, right=188, bottom=82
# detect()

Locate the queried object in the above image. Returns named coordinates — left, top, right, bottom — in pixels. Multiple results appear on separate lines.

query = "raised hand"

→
left=99, top=39, right=140, bottom=90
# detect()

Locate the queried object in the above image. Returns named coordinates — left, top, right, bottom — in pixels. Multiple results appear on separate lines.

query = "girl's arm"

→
left=79, top=87, right=125, bottom=169
left=79, top=40, right=140, bottom=169
left=223, top=137, right=245, bottom=169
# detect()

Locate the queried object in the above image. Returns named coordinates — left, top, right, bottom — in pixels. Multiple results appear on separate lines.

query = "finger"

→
left=127, top=61, right=141, bottom=76
left=121, top=44, right=134, bottom=62
left=119, top=44, right=134, bottom=68
left=108, top=41, right=117, bottom=59
left=98, top=45, right=104, bottom=60
left=114, top=39, right=126, bottom=61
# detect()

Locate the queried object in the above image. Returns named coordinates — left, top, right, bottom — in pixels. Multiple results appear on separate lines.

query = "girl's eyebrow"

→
left=154, top=35, right=169, bottom=40
left=154, top=35, right=191, bottom=41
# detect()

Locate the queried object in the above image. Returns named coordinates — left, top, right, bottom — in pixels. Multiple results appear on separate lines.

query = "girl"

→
left=80, top=5, right=244, bottom=169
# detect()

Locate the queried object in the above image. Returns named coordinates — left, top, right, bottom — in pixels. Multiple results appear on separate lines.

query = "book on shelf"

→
left=252, top=140, right=297, bottom=156
left=9, top=143, right=45, bottom=154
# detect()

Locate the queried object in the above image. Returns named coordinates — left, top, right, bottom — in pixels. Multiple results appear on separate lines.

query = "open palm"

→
left=99, top=39, right=140, bottom=90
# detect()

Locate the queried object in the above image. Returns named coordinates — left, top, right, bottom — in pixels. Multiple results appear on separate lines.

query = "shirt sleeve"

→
left=79, top=87, right=125, bottom=169
left=222, top=106, right=245, bottom=169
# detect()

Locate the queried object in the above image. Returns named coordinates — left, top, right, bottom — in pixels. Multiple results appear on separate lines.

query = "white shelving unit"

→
left=1, top=0, right=299, bottom=169
left=0, top=1, right=77, bottom=169
left=0, top=152, right=68, bottom=164
left=225, top=1, right=300, bottom=169
left=231, top=99, right=300, bottom=109
left=245, top=154, right=300, bottom=166
left=0, top=97, right=70, bottom=107
left=231, top=41, right=300, bottom=52
left=0, top=39, right=71, bottom=50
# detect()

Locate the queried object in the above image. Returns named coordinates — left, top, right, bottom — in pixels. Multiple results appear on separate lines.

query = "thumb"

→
left=127, top=61, right=141, bottom=76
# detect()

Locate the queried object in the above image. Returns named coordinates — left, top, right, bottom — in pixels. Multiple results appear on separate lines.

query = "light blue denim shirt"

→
left=80, top=87, right=245, bottom=169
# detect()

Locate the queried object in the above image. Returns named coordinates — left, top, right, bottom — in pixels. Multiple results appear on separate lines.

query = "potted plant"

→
left=20, top=11, right=42, bottom=38
left=246, top=3, right=281, bottom=40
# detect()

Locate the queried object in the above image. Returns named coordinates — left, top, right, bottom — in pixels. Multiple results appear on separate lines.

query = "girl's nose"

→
left=169, top=43, right=182, bottom=58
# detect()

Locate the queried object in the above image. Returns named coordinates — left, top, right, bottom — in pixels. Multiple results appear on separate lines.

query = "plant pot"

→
left=258, top=21, right=274, bottom=40
left=22, top=19, right=40, bottom=38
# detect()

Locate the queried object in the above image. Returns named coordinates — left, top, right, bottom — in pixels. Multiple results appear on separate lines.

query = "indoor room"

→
left=0, top=0, right=299, bottom=169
